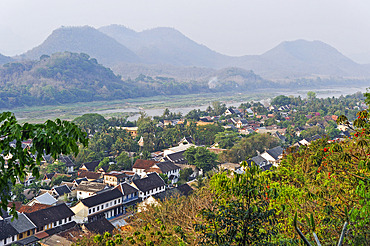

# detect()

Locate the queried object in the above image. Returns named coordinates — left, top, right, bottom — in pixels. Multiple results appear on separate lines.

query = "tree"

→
left=46, top=160, right=66, bottom=174
left=307, top=91, right=316, bottom=100
left=72, top=113, right=108, bottom=134
left=116, top=151, right=132, bottom=170
left=11, top=184, right=27, bottom=203
left=179, top=168, right=194, bottom=183
left=211, top=101, right=226, bottom=116
left=271, top=95, right=291, bottom=107
left=0, top=112, right=88, bottom=217
left=184, top=146, right=217, bottom=173
left=195, top=163, right=277, bottom=245
left=95, top=157, right=110, bottom=171
left=214, top=131, right=240, bottom=149
left=159, top=173, right=169, bottom=185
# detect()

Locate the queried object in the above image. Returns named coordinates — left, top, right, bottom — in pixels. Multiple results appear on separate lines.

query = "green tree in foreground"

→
left=0, top=112, right=88, bottom=217
left=195, top=163, right=277, bottom=245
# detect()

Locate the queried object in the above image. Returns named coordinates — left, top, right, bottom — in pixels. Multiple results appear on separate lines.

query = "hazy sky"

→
left=1, top=0, right=369, bottom=60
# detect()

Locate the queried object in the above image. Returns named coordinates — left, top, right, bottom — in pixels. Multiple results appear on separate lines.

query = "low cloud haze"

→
left=1, top=0, right=369, bottom=63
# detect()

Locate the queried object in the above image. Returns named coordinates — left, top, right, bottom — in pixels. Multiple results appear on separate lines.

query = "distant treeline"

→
left=0, top=51, right=368, bottom=109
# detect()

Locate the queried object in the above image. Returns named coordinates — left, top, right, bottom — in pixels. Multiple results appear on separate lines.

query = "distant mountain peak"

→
left=22, top=25, right=140, bottom=66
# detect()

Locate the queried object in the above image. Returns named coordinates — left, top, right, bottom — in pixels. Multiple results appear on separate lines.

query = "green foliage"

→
left=271, top=95, right=291, bottom=107
left=0, top=112, right=87, bottom=217
left=50, top=174, right=72, bottom=186
left=73, top=113, right=108, bottom=134
left=96, top=157, right=110, bottom=171
left=159, top=173, right=169, bottom=185
left=46, top=160, right=66, bottom=174
left=115, top=151, right=132, bottom=170
left=214, top=131, right=240, bottom=149
left=179, top=168, right=193, bottom=183
left=195, top=163, right=277, bottom=245
left=219, top=133, right=280, bottom=163
left=307, top=91, right=317, bottom=100
left=184, top=146, right=217, bottom=173
left=11, top=184, right=27, bottom=203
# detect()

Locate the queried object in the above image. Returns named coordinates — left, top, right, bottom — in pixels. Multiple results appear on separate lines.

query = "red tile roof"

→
left=18, top=204, right=53, bottom=213
left=77, top=171, right=101, bottom=180
left=132, top=159, right=158, bottom=170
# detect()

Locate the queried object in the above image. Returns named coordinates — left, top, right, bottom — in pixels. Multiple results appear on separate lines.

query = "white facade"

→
left=138, top=185, right=165, bottom=200
left=0, top=236, right=16, bottom=246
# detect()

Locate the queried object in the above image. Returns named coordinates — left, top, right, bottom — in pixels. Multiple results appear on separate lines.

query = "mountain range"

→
left=1, top=24, right=369, bottom=79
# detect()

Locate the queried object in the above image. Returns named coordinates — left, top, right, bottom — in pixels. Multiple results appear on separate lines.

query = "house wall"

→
left=104, top=176, right=118, bottom=186
left=76, top=190, right=95, bottom=200
left=138, top=185, right=165, bottom=200
left=71, top=202, right=88, bottom=224
left=0, top=235, right=16, bottom=246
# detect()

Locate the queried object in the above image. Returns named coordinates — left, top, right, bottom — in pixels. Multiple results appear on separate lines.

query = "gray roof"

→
left=34, top=192, right=57, bottom=205
left=0, top=219, right=18, bottom=240
left=53, top=184, right=71, bottom=196
left=6, top=214, right=36, bottom=234
left=132, top=173, right=165, bottom=193
left=59, top=155, right=75, bottom=167
left=157, top=161, right=181, bottom=173
left=25, top=203, right=74, bottom=228
left=166, top=150, right=187, bottom=164
left=114, top=182, right=138, bottom=196
left=251, top=156, right=268, bottom=166
left=80, top=189, right=123, bottom=208
left=265, top=146, right=284, bottom=160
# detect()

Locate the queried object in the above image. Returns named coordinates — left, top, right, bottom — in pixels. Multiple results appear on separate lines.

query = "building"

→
left=25, top=203, right=75, bottom=234
left=145, top=161, right=181, bottom=184
left=132, top=159, right=159, bottom=174
left=51, top=184, right=72, bottom=200
left=0, top=220, right=18, bottom=246
left=260, top=146, right=284, bottom=166
left=74, top=181, right=110, bottom=200
left=71, top=189, right=124, bottom=223
left=104, top=171, right=131, bottom=186
left=130, top=173, right=166, bottom=200
left=120, top=126, right=138, bottom=138
left=5, top=214, right=36, bottom=243
left=79, top=160, right=101, bottom=172
left=58, top=155, right=75, bottom=173
left=27, top=192, right=58, bottom=206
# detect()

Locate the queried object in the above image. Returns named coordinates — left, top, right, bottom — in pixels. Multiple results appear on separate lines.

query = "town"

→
left=0, top=92, right=367, bottom=246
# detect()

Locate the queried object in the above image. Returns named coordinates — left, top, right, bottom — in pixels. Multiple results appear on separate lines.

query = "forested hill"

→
left=22, top=26, right=141, bottom=67
left=0, top=53, right=13, bottom=65
left=0, top=52, right=271, bottom=109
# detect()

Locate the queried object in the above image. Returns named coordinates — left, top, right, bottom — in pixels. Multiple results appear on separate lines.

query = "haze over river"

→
left=86, top=86, right=368, bottom=121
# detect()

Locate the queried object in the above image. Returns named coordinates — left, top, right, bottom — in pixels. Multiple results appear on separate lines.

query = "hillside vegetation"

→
left=0, top=52, right=269, bottom=108
left=0, top=53, right=13, bottom=65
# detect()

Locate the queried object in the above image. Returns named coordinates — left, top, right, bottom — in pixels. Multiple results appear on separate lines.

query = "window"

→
left=79, top=192, right=82, bottom=195
left=59, top=220, right=62, bottom=225
left=4, top=238, right=7, bottom=244
left=89, top=209, right=91, bottom=214
left=114, top=200, right=116, bottom=205
left=69, top=217, right=72, bottom=222
left=54, top=222, right=57, bottom=227
left=92, top=208, right=95, bottom=213
left=101, top=205, right=103, bottom=209
left=19, top=233, right=23, bottom=239
left=118, top=199, right=120, bottom=203
left=27, top=230, right=30, bottom=236
left=106, top=203, right=108, bottom=208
